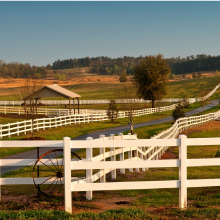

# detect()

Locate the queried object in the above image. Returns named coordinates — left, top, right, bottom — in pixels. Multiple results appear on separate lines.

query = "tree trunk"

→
left=152, top=99, right=156, bottom=108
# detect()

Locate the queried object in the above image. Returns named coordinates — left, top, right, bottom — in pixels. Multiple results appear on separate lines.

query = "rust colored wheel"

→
left=33, top=149, right=81, bottom=197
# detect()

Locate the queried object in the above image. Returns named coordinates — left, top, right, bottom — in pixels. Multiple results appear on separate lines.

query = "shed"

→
left=23, top=84, right=81, bottom=114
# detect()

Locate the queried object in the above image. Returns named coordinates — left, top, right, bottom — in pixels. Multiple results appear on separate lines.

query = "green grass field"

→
left=2, top=118, right=220, bottom=219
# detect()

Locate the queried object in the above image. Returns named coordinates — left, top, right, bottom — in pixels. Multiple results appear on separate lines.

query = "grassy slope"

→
left=68, top=76, right=220, bottom=99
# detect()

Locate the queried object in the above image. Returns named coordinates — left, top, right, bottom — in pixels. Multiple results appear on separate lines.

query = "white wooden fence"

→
left=0, top=102, right=180, bottom=139
left=62, top=135, right=220, bottom=213
left=0, top=98, right=219, bottom=140
left=1, top=135, right=220, bottom=213
left=0, top=106, right=105, bottom=116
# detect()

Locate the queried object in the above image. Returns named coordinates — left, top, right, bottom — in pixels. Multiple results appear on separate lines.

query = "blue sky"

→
left=1, top=1, right=220, bottom=66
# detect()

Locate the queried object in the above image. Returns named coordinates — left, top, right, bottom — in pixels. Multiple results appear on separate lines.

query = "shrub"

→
left=119, top=73, right=127, bottom=82
left=107, top=99, right=119, bottom=122
left=214, top=150, right=220, bottom=157
left=172, top=104, right=185, bottom=121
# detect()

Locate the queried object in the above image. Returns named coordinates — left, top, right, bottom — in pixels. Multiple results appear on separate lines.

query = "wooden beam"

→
left=69, top=98, right=71, bottom=114
left=77, top=97, right=79, bottom=114
left=73, top=98, right=75, bottom=114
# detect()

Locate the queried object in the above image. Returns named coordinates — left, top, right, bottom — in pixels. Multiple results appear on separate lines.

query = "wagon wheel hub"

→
left=57, top=171, right=63, bottom=179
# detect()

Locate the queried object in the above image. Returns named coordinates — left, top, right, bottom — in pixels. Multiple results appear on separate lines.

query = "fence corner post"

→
left=63, top=137, right=72, bottom=213
left=86, top=137, right=93, bottom=200
left=179, top=135, right=187, bottom=209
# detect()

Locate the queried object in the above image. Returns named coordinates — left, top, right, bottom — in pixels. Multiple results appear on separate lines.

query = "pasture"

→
left=0, top=74, right=219, bottom=101
left=1, top=120, right=220, bottom=219
left=0, top=75, right=220, bottom=219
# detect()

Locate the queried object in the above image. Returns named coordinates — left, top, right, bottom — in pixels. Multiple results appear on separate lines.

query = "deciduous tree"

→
left=133, top=54, right=170, bottom=108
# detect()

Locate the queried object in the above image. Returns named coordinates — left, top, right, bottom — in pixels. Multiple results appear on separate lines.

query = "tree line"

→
left=0, top=60, right=47, bottom=79
left=52, top=54, right=220, bottom=75
left=167, top=54, right=220, bottom=74
left=52, top=56, right=144, bottom=75
left=1, top=54, right=220, bottom=79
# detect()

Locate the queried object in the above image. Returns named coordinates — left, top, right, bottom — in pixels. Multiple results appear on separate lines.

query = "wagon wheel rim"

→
left=33, top=149, right=81, bottom=198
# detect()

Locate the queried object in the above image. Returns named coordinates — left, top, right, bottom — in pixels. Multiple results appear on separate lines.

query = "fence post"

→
left=0, top=125, right=2, bottom=139
left=8, top=123, right=10, bottom=137
left=99, top=134, right=106, bottom=183
left=179, top=135, right=187, bottom=209
left=36, top=119, right=39, bottom=132
left=119, top=133, right=125, bottom=174
left=64, top=137, right=72, bottom=213
left=128, top=141, right=133, bottom=173
left=17, top=123, right=19, bottom=136
left=86, top=137, right=93, bottom=200
left=132, top=133, right=139, bottom=172
left=110, top=134, right=116, bottom=179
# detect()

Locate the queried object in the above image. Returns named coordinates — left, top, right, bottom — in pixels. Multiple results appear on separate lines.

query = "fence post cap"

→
left=63, top=137, right=71, bottom=140
left=118, top=133, right=123, bottom=136
left=110, top=134, right=114, bottom=137
left=86, top=137, right=93, bottom=140
left=179, top=135, right=187, bottom=138
left=100, top=134, right=105, bottom=138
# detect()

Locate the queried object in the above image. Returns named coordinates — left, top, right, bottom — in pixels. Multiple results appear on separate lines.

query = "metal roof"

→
left=23, top=84, right=81, bottom=100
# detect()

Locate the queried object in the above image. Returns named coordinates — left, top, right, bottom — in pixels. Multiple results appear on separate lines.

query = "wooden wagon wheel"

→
left=33, top=149, right=82, bottom=197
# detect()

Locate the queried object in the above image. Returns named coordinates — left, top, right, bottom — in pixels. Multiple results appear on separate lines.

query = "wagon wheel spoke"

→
left=46, top=154, right=59, bottom=172
left=38, top=160, right=57, bottom=173
left=44, top=177, right=58, bottom=193
left=55, top=150, right=60, bottom=172
left=38, top=176, right=53, bottom=186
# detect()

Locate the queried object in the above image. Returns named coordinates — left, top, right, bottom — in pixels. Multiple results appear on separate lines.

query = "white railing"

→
left=0, top=106, right=106, bottom=116
left=63, top=135, right=220, bottom=213
left=1, top=82, right=219, bottom=106
left=0, top=113, right=109, bottom=139
left=0, top=102, right=178, bottom=117
left=153, top=111, right=220, bottom=140
left=0, top=99, right=219, bottom=140
left=0, top=134, right=136, bottom=201
left=1, top=136, right=220, bottom=213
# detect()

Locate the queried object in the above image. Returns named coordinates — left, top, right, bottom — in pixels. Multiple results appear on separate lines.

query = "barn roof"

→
left=23, top=84, right=81, bottom=100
